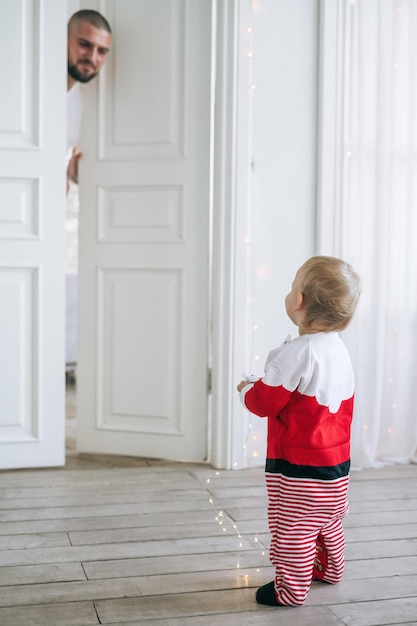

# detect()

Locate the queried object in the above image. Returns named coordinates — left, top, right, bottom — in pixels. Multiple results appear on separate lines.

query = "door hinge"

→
left=207, top=367, right=212, bottom=394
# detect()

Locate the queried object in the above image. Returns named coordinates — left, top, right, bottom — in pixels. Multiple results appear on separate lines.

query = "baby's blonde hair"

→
left=297, top=256, right=361, bottom=331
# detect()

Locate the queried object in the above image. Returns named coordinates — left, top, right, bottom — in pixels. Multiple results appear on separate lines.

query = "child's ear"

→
left=294, top=292, right=304, bottom=311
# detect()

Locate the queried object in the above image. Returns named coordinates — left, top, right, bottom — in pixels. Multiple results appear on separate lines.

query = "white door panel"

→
left=77, top=0, right=211, bottom=461
left=0, top=0, right=66, bottom=469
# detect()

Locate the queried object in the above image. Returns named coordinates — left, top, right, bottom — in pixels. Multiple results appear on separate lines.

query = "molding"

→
left=316, top=0, right=344, bottom=255
left=210, top=0, right=254, bottom=469
left=209, top=0, right=240, bottom=469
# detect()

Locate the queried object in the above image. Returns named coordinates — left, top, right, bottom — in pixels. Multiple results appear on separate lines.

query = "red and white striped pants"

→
left=265, top=472, right=349, bottom=606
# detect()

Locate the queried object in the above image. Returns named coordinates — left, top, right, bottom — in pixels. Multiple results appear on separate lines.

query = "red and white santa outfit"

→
left=240, top=331, right=355, bottom=606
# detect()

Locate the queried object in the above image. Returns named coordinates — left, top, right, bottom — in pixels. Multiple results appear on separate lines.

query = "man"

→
left=66, top=10, right=111, bottom=372
left=67, top=10, right=112, bottom=187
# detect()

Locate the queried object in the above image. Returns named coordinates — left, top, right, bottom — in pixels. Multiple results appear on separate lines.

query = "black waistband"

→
left=265, top=458, right=350, bottom=480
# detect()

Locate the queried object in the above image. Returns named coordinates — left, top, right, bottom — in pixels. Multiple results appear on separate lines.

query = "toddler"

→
left=237, top=256, right=361, bottom=606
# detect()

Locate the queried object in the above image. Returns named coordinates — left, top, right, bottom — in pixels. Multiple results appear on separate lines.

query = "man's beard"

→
left=68, top=63, right=98, bottom=84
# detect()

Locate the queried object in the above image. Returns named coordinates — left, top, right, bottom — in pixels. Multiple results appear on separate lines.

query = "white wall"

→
left=67, top=0, right=80, bottom=17
left=234, top=0, right=319, bottom=466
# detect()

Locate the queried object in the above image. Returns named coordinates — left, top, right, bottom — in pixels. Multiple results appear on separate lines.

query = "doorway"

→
left=69, top=0, right=213, bottom=464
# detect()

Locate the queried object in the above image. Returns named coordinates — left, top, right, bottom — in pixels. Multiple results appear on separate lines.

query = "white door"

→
left=77, top=0, right=212, bottom=461
left=0, top=0, right=66, bottom=469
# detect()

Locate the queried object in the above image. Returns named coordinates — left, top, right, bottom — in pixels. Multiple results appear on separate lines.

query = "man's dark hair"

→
left=68, top=10, right=112, bottom=35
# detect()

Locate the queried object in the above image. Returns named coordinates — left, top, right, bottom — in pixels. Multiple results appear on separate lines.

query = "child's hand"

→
left=237, top=380, right=250, bottom=392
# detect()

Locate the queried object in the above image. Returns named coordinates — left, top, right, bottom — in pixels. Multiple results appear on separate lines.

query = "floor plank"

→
left=93, top=588, right=299, bottom=623
left=0, top=562, right=86, bottom=586
left=0, top=601, right=98, bottom=626
left=83, top=549, right=270, bottom=580
left=331, top=597, right=417, bottom=626
left=110, top=609, right=346, bottom=626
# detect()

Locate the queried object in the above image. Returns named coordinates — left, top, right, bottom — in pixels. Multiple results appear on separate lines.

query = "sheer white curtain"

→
left=318, top=0, right=417, bottom=467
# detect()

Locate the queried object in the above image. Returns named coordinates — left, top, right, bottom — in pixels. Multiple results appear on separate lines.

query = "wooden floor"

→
left=0, top=383, right=416, bottom=625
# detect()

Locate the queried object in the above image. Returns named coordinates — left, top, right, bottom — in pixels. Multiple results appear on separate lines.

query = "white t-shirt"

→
left=66, top=83, right=83, bottom=166
left=66, top=83, right=83, bottom=274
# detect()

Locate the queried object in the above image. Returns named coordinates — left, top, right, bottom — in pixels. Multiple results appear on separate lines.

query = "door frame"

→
left=210, top=0, right=251, bottom=469
left=69, top=0, right=246, bottom=470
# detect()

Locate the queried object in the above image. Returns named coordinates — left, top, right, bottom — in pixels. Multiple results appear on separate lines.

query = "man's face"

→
left=68, top=22, right=111, bottom=84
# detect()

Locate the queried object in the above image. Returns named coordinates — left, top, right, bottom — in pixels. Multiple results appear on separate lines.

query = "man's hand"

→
left=67, top=146, right=83, bottom=187
left=237, top=380, right=250, bottom=392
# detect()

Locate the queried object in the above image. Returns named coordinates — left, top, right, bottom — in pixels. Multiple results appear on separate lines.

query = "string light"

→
left=203, top=1, right=271, bottom=587
left=241, top=0, right=266, bottom=472
left=205, top=468, right=269, bottom=578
